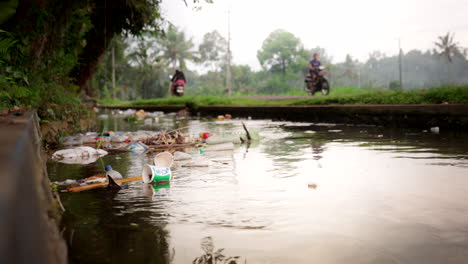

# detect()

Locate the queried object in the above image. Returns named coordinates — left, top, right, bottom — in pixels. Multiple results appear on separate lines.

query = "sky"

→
left=161, top=0, right=468, bottom=70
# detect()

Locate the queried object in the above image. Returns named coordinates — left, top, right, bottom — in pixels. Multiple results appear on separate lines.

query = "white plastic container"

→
left=141, top=152, right=174, bottom=183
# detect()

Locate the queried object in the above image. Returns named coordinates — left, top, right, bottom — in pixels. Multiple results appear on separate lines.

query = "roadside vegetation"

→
left=99, top=85, right=468, bottom=107
left=1, top=1, right=467, bottom=111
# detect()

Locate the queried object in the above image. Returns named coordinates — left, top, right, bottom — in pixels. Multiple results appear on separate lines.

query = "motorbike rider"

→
left=170, top=70, right=186, bottom=95
left=308, top=53, right=321, bottom=83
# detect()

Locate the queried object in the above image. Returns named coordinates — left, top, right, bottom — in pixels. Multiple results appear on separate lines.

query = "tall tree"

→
left=257, top=29, right=304, bottom=76
left=158, top=26, right=195, bottom=70
left=434, top=32, right=462, bottom=63
left=198, top=30, right=227, bottom=71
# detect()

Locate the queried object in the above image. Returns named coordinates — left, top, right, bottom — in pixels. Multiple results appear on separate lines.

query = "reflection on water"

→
left=193, top=236, right=244, bottom=264
left=47, top=111, right=468, bottom=264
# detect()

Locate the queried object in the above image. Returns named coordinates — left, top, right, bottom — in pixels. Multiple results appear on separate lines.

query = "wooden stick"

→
left=181, top=164, right=209, bottom=168
left=166, top=126, right=190, bottom=134
left=146, top=143, right=196, bottom=149
left=241, top=122, right=252, bottom=141
left=62, top=176, right=142, bottom=193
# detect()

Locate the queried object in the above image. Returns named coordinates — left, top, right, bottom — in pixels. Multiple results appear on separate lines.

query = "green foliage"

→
left=0, top=29, right=17, bottom=63
left=257, top=29, right=306, bottom=75
left=198, top=30, right=227, bottom=70
left=158, top=25, right=196, bottom=70
left=434, top=32, right=463, bottom=63
left=389, top=81, right=401, bottom=91
left=0, top=0, right=18, bottom=25
left=292, top=85, right=468, bottom=105
left=0, top=0, right=181, bottom=111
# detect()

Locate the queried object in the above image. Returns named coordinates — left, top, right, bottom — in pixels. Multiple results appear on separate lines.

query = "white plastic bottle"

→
left=105, top=165, right=123, bottom=180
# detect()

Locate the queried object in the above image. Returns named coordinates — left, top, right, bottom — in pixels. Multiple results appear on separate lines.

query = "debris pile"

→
left=142, top=129, right=189, bottom=146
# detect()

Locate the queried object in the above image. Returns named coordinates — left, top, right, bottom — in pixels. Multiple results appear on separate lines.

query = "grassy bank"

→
left=99, top=86, right=468, bottom=107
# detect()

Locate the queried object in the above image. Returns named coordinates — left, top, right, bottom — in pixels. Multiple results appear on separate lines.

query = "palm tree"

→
left=434, top=32, right=461, bottom=63
left=158, top=26, right=195, bottom=70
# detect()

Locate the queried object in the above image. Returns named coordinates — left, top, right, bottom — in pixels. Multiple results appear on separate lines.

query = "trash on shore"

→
left=136, top=109, right=146, bottom=119
left=52, top=146, right=108, bottom=164
left=216, top=114, right=233, bottom=121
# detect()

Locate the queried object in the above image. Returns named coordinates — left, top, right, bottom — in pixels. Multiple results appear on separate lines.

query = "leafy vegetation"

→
left=91, top=26, right=468, bottom=100
left=0, top=0, right=207, bottom=111
left=1, top=1, right=467, bottom=110
left=291, top=85, right=468, bottom=105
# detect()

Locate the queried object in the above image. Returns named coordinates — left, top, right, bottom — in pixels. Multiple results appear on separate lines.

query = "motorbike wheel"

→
left=321, top=80, right=330, bottom=96
left=305, top=82, right=313, bottom=96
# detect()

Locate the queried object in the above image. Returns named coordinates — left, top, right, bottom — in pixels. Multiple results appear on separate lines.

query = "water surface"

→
left=48, top=112, right=468, bottom=264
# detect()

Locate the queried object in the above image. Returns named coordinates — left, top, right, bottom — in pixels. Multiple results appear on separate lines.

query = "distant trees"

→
left=0, top=0, right=212, bottom=108
left=198, top=30, right=227, bottom=71
left=158, top=26, right=196, bottom=70
left=92, top=28, right=468, bottom=100
left=91, top=25, right=198, bottom=100
left=257, top=30, right=306, bottom=76
left=434, top=32, right=464, bottom=63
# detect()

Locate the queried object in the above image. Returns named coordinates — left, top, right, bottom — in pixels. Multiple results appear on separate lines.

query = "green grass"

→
left=292, top=85, right=468, bottom=105
left=98, top=86, right=468, bottom=107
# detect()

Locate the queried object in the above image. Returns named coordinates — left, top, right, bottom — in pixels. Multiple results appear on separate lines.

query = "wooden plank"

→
left=63, top=176, right=142, bottom=193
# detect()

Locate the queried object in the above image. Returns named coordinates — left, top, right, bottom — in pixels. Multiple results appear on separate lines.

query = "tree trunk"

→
left=111, top=46, right=116, bottom=98
left=281, top=58, right=286, bottom=78
left=70, top=4, right=115, bottom=94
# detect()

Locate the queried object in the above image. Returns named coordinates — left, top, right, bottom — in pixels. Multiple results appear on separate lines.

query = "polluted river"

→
left=47, top=109, right=468, bottom=264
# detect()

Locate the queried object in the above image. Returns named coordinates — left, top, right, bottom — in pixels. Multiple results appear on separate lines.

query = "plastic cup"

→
left=142, top=164, right=172, bottom=183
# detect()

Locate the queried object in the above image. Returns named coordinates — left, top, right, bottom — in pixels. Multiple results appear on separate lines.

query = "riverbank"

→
left=0, top=110, right=67, bottom=264
left=100, top=86, right=468, bottom=107
left=100, top=104, right=468, bottom=130
left=99, top=86, right=468, bottom=129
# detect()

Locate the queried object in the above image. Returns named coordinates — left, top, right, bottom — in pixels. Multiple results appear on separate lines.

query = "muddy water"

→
left=47, top=112, right=468, bottom=264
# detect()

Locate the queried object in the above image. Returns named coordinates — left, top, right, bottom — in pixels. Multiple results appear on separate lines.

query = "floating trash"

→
left=142, top=152, right=174, bottom=183
left=105, top=165, right=123, bottom=180
left=52, top=147, right=108, bottom=164
left=173, top=151, right=192, bottom=161
left=127, top=142, right=149, bottom=153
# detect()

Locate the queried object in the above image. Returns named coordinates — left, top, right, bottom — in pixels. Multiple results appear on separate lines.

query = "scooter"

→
left=170, top=77, right=185, bottom=97
left=304, top=66, right=330, bottom=96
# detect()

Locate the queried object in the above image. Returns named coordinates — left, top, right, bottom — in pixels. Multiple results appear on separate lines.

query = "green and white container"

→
left=142, top=152, right=174, bottom=183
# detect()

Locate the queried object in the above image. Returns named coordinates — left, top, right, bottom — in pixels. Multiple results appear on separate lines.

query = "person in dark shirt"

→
left=171, top=70, right=186, bottom=83
left=170, top=70, right=186, bottom=95
left=308, top=53, right=321, bottom=82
